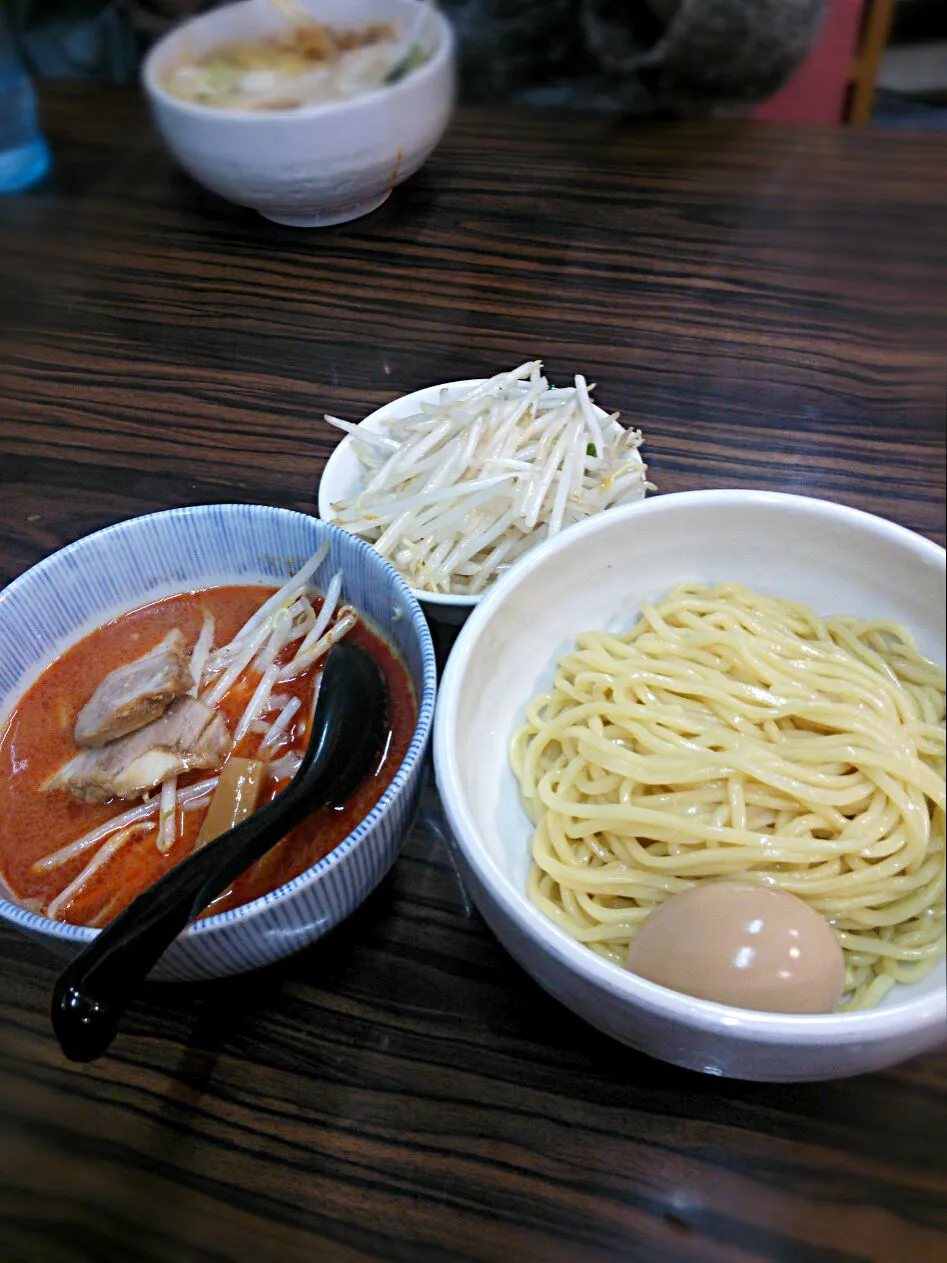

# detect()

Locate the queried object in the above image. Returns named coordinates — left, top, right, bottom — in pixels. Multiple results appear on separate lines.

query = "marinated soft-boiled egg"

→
left=625, top=882, right=846, bottom=1013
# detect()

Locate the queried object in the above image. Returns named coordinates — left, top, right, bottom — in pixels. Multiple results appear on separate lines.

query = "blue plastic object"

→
left=0, top=9, right=49, bottom=193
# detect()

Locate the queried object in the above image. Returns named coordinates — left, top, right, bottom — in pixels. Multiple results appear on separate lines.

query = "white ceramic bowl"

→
left=318, top=379, right=622, bottom=625
left=433, top=490, right=947, bottom=1081
left=0, top=504, right=436, bottom=981
left=142, top=0, right=455, bottom=226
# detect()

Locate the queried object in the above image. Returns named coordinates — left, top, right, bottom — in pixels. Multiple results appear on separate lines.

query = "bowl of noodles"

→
left=433, top=490, right=946, bottom=1081
left=142, top=0, right=454, bottom=226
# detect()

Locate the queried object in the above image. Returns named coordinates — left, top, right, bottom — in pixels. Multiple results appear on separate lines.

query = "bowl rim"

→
left=0, top=502, right=438, bottom=947
left=433, top=488, right=947, bottom=1044
left=318, top=376, right=622, bottom=610
left=142, top=0, right=455, bottom=122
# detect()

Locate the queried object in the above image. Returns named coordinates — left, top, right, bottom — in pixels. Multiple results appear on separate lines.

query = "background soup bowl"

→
left=142, top=0, right=455, bottom=227
left=433, top=490, right=947, bottom=1082
left=0, top=504, right=436, bottom=982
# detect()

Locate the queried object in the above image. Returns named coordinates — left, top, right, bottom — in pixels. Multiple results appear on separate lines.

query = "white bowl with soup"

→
left=0, top=504, right=436, bottom=981
left=142, top=0, right=455, bottom=226
left=433, top=490, right=946, bottom=1081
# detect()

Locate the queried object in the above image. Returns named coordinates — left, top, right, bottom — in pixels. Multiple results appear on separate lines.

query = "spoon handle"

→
left=51, top=779, right=313, bottom=1061
left=51, top=642, right=387, bottom=1063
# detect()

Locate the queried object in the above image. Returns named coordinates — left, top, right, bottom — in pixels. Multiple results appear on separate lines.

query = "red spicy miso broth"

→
left=0, top=585, right=416, bottom=927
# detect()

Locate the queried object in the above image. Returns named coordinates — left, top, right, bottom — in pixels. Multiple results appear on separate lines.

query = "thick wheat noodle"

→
left=510, top=582, right=946, bottom=1011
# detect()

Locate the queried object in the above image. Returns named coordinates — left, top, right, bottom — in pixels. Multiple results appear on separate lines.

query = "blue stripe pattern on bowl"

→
left=0, top=504, right=437, bottom=981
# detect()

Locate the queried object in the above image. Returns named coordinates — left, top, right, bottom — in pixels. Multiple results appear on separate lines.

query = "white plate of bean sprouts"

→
left=318, top=362, right=653, bottom=623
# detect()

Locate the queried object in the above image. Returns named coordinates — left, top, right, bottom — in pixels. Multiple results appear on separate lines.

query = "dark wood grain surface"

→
left=1, top=84, right=946, bottom=1263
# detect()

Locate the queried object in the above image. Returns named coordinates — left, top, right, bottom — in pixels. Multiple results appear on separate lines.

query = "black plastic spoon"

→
left=51, top=641, right=388, bottom=1063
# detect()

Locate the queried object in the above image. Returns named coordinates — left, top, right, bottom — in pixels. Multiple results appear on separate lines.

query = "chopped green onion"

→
left=384, top=42, right=427, bottom=84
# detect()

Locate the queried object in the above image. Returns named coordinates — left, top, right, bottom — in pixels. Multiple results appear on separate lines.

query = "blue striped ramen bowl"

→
left=0, top=504, right=437, bottom=981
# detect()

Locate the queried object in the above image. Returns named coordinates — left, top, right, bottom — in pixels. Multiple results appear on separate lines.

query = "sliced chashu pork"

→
left=74, top=629, right=195, bottom=747
left=51, top=697, right=231, bottom=803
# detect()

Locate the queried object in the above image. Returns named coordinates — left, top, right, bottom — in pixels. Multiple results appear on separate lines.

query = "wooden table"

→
left=1, top=85, right=945, bottom=1263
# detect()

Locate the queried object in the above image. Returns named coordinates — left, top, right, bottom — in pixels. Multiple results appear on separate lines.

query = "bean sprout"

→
left=46, top=826, right=148, bottom=921
left=259, top=696, right=303, bottom=755
left=33, top=776, right=221, bottom=874
left=233, top=664, right=280, bottom=746
left=189, top=612, right=215, bottom=693
left=325, top=362, right=651, bottom=595
left=157, top=776, right=178, bottom=854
